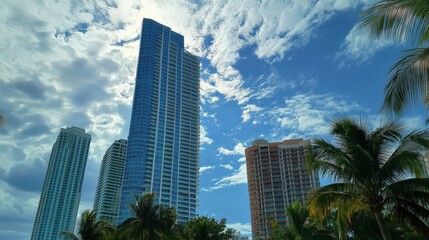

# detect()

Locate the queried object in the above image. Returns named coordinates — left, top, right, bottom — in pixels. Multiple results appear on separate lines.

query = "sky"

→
left=0, top=0, right=428, bottom=239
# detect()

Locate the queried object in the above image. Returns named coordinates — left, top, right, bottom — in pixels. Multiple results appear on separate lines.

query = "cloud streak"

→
left=202, top=163, right=248, bottom=192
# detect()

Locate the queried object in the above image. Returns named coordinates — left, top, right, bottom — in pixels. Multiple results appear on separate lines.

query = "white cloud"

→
left=220, top=164, right=234, bottom=170
left=200, top=165, right=216, bottom=173
left=241, top=104, right=263, bottom=123
left=202, top=111, right=216, bottom=119
left=218, top=142, right=246, bottom=156
left=195, top=0, right=371, bottom=110
left=337, top=24, right=392, bottom=65
left=270, top=93, right=366, bottom=137
left=227, top=222, right=252, bottom=236
left=200, top=125, right=214, bottom=145
left=202, top=163, right=248, bottom=191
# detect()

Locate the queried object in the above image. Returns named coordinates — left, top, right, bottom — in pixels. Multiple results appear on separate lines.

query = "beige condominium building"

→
left=245, top=139, right=320, bottom=239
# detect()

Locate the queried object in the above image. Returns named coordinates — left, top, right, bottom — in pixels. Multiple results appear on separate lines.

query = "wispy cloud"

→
left=202, top=163, right=247, bottom=191
left=195, top=0, right=372, bottom=108
left=220, top=164, right=234, bottom=170
left=241, top=104, right=263, bottom=123
left=200, top=125, right=214, bottom=145
left=269, top=93, right=367, bottom=137
left=337, top=24, right=392, bottom=66
left=200, top=165, right=216, bottom=173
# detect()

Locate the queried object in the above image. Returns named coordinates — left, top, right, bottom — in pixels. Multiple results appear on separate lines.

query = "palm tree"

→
left=359, top=0, right=429, bottom=115
left=182, top=216, right=234, bottom=240
left=307, top=118, right=429, bottom=240
left=62, top=209, right=113, bottom=240
left=270, top=201, right=335, bottom=240
left=117, top=192, right=176, bottom=240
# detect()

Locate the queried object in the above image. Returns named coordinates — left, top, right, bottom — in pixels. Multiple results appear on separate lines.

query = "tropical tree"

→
left=117, top=192, right=176, bottom=240
left=182, top=216, right=235, bottom=240
left=307, top=118, right=429, bottom=240
left=61, top=209, right=113, bottom=240
left=349, top=210, right=425, bottom=240
left=359, top=0, right=429, bottom=115
left=270, top=201, right=335, bottom=240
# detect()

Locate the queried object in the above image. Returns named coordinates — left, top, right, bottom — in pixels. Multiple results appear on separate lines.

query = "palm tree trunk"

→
left=374, top=210, right=391, bottom=240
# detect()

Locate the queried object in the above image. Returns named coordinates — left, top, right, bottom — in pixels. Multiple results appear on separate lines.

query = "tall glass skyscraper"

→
left=118, top=18, right=200, bottom=224
left=93, top=139, right=127, bottom=226
left=31, top=127, right=91, bottom=240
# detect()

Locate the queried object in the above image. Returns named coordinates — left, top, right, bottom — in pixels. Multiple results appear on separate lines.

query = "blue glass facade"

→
left=118, top=19, right=200, bottom=224
left=31, top=127, right=91, bottom=240
left=93, top=139, right=127, bottom=226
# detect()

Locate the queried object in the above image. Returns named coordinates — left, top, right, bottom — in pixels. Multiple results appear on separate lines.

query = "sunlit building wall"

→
left=245, top=139, right=320, bottom=240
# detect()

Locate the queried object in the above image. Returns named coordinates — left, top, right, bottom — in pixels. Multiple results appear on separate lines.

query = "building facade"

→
left=93, top=139, right=127, bottom=226
left=245, top=139, right=320, bottom=239
left=118, top=18, right=200, bottom=224
left=31, top=127, right=91, bottom=240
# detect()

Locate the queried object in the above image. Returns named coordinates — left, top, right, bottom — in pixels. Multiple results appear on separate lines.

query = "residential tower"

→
left=93, top=139, right=127, bottom=225
left=31, top=127, right=91, bottom=240
left=245, top=139, right=319, bottom=239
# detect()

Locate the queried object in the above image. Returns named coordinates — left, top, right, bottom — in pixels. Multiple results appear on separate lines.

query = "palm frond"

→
left=407, top=129, right=429, bottom=149
left=336, top=205, right=352, bottom=240
left=384, top=178, right=429, bottom=196
left=307, top=139, right=352, bottom=181
left=308, top=183, right=364, bottom=220
left=367, top=120, right=403, bottom=161
left=286, top=201, right=309, bottom=235
left=392, top=201, right=429, bottom=235
left=383, top=47, right=429, bottom=114
left=331, top=118, right=383, bottom=181
left=380, top=150, right=423, bottom=182
left=121, top=192, right=176, bottom=239
left=360, top=0, right=429, bottom=45
left=331, top=118, right=368, bottom=151
left=382, top=130, right=429, bottom=179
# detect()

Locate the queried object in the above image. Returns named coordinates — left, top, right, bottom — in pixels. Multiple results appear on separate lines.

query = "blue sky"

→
left=0, top=0, right=427, bottom=239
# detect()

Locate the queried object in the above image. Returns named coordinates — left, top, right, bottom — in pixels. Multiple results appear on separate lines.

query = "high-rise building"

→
left=31, top=127, right=91, bottom=240
left=93, top=139, right=127, bottom=226
left=118, top=18, right=200, bottom=224
left=245, top=139, right=320, bottom=240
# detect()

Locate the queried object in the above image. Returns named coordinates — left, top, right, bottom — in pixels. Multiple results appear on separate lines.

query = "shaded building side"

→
left=93, top=139, right=127, bottom=226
